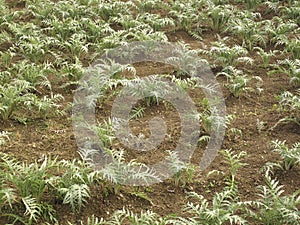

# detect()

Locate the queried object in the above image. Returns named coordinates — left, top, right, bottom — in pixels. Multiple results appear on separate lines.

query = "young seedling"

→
left=34, top=94, right=65, bottom=119
left=285, top=37, right=300, bottom=59
left=99, top=148, right=161, bottom=192
left=0, top=80, right=36, bottom=121
left=207, top=4, right=233, bottom=31
left=268, top=59, right=300, bottom=85
left=0, top=131, right=10, bottom=147
left=227, top=17, right=267, bottom=51
left=130, top=106, right=145, bottom=119
left=221, top=149, right=247, bottom=191
left=169, top=189, right=247, bottom=224
left=201, top=40, right=253, bottom=67
left=271, top=89, right=300, bottom=129
left=217, top=66, right=252, bottom=97
left=254, top=47, right=278, bottom=68
left=271, top=140, right=300, bottom=170
left=245, top=170, right=300, bottom=225
left=166, top=151, right=195, bottom=187
left=245, top=0, right=261, bottom=11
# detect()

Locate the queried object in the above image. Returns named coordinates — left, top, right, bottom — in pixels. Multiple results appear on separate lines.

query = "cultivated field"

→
left=0, top=0, right=300, bottom=224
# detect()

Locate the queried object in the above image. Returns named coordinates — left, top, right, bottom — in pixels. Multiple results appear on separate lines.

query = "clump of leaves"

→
left=271, top=140, right=300, bottom=171
left=269, top=59, right=300, bottom=85
left=285, top=38, right=300, bottom=59
left=11, top=60, right=52, bottom=90
left=221, top=149, right=247, bottom=191
left=193, top=98, right=233, bottom=137
left=218, top=66, right=252, bottom=97
left=33, top=93, right=65, bottom=119
left=244, top=0, right=261, bottom=11
left=272, top=89, right=300, bottom=128
left=125, top=75, right=173, bottom=106
left=95, top=118, right=115, bottom=149
left=0, top=153, right=102, bottom=223
left=70, top=208, right=168, bottom=225
left=0, top=80, right=36, bottom=121
left=200, top=40, right=253, bottom=67
left=170, top=189, right=247, bottom=225
left=244, top=171, right=300, bottom=225
left=130, top=106, right=145, bottom=119
left=226, top=15, right=267, bottom=51
left=169, top=0, right=210, bottom=39
left=166, top=151, right=195, bottom=187
left=99, top=148, right=161, bottom=191
left=0, top=154, right=59, bottom=224
left=207, top=4, right=233, bottom=31
left=254, top=47, right=278, bottom=68
left=0, top=131, right=10, bottom=147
